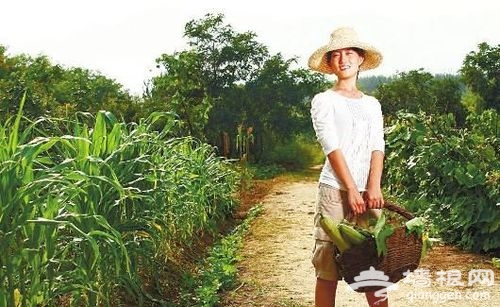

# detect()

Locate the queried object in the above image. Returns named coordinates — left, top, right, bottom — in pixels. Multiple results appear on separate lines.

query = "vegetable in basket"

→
left=406, top=216, right=432, bottom=257
left=319, top=213, right=351, bottom=252
left=338, top=223, right=369, bottom=245
left=319, top=213, right=371, bottom=253
left=320, top=210, right=431, bottom=258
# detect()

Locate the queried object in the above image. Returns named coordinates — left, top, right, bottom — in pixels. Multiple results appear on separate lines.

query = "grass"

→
left=178, top=205, right=263, bottom=306
left=279, top=166, right=321, bottom=182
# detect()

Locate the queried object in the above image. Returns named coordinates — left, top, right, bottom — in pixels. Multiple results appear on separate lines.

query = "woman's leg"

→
left=315, top=278, right=338, bottom=307
left=312, top=185, right=346, bottom=306
left=365, top=291, right=388, bottom=307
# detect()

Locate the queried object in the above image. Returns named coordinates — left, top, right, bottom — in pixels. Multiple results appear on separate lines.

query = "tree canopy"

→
left=147, top=13, right=328, bottom=159
left=0, top=47, right=138, bottom=123
left=1, top=14, right=498, bottom=159
left=460, top=42, right=500, bottom=112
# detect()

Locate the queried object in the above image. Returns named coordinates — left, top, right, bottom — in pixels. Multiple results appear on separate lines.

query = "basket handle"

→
left=383, top=201, right=415, bottom=220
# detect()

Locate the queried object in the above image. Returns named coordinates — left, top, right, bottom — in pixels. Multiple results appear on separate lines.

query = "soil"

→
left=220, top=172, right=500, bottom=307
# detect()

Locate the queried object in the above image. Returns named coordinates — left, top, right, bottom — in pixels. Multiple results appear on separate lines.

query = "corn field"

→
left=0, top=95, right=240, bottom=306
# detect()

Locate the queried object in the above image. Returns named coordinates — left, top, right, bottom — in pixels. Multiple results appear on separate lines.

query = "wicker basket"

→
left=335, top=202, right=423, bottom=292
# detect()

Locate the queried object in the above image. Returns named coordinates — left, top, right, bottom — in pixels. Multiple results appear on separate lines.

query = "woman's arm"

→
left=364, top=150, right=384, bottom=209
left=326, top=149, right=366, bottom=215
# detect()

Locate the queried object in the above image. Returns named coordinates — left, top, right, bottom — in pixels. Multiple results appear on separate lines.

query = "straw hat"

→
left=308, top=27, right=382, bottom=74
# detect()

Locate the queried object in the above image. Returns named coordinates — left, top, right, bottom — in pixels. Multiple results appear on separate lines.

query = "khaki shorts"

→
left=312, top=239, right=341, bottom=281
left=311, top=183, right=381, bottom=281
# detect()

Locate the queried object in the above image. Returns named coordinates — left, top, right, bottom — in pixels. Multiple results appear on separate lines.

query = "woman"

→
left=308, top=27, right=387, bottom=306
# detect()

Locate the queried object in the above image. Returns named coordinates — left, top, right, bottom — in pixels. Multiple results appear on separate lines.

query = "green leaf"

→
left=373, top=214, right=394, bottom=256
left=492, top=257, right=500, bottom=269
left=405, top=217, right=426, bottom=237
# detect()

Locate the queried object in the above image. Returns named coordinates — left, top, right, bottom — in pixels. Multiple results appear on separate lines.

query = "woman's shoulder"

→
left=361, top=93, right=381, bottom=105
left=312, top=89, right=337, bottom=103
left=313, top=89, right=334, bottom=98
left=361, top=92, right=377, bottom=100
left=311, top=90, right=339, bottom=110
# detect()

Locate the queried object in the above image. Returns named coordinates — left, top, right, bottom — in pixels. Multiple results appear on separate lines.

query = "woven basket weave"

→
left=335, top=202, right=423, bottom=292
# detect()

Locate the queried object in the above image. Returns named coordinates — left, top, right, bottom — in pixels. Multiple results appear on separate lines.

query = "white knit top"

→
left=310, top=89, right=385, bottom=191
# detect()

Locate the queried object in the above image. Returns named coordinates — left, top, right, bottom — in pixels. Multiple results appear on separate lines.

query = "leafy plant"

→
left=384, top=110, right=500, bottom=253
left=1, top=98, right=241, bottom=306
left=180, top=205, right=262, bottom=306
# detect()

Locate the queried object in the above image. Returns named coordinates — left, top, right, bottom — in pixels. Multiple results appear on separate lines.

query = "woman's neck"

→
left=333, top=81, right=362, bottom=99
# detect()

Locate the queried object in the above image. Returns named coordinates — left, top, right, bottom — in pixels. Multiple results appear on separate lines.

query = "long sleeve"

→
left=310, top=93, right=340, bottom=155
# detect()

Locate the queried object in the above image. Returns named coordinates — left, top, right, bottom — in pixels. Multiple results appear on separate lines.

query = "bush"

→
left=263, top=134, right=323, bottom=170
left=384, top=110, right=499, bottom=253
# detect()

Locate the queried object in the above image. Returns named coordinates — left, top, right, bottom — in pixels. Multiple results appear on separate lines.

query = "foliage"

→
left=262, top=134, right=323, bottom=170
left=375, top=69, right=466, bottom=125
left=461, top=89, right=485, bottom=114
left=372, top=214, right=395, bottom=257
left=460, top=42, right=500, bottom=112
left=251, top=163, right=287, bottom=180
left=243, top=55, right=326, bottom=140
left=431, top=74, right=467, bottom=124
left=384, top=110, right=500, bottom=253
left=0, top=47, right=139, bottom=123
left=148, top=50, right=211, bottom=139
left=358, top=75, right=393, bottom=94
left=179, top=205, right=262, bottom=306
left=0, top=100, right=240, bottom=306
left=375, top=69, right=435, bottom=115
left=148, top=12, right=269, bottom=145
left=184, top=13, right=269, bottom=96
left=149, top=13, right=328, bottom=162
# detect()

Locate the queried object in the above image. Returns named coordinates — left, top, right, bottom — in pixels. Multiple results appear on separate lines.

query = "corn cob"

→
left=338, top=223, right=368, bottom=245
left=319, top=213, right=351, bottom=252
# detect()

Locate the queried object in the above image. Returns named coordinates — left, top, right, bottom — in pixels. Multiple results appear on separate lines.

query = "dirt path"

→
left=221, top=177, right=500, bottom=307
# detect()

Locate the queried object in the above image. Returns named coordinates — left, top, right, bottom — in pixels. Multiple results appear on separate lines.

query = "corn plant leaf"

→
left=373, top=214, right=394, bottom=257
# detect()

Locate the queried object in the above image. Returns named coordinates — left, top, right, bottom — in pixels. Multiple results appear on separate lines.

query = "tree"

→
left=375, top=69, right=465, bottom=124
left=218, top=54, right=327, bottom=160
left=183, top=13, right=269, bottom=97
left=148, top=50, right=211, bottom=138
left=148, top=13, right=328, bottom=161
left=150, top=13, right=270, bottom=142
left=460, top=42, right=500, bottom=112
left=0, top=46, right=136, bottom=122
left=358, top=75, right=393, bottom=94
left=245, top=54, right=326, bottom=138
left=375, top=69, right=436, bottom=115
left=431, top=75, right=466, bottom=125
left=0, top=52, right=61, bottom=119
left=54, top=67, right=133, bottom=118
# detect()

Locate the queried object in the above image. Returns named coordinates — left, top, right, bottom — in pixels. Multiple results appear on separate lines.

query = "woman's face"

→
left=328, top=48, right=364, bottom=77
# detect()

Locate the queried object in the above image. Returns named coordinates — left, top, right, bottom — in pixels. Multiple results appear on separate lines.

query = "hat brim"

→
left=308, top=42, right=383, bottom=74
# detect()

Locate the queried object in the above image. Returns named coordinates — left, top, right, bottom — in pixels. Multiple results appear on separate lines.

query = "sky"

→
left=1, top=0, right=499, bottom=95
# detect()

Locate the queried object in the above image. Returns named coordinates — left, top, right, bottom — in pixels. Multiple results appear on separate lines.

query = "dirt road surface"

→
left=220, top=177, right=500, bottom=307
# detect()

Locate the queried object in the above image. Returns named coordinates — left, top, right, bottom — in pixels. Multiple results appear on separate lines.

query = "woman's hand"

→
left=363, top=186, right=384, bottom=209
left=347, top=188, right=366, bottom=215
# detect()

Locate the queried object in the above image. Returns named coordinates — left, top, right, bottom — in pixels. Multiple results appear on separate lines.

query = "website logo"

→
left=346, top=266, right=398, bottom=304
